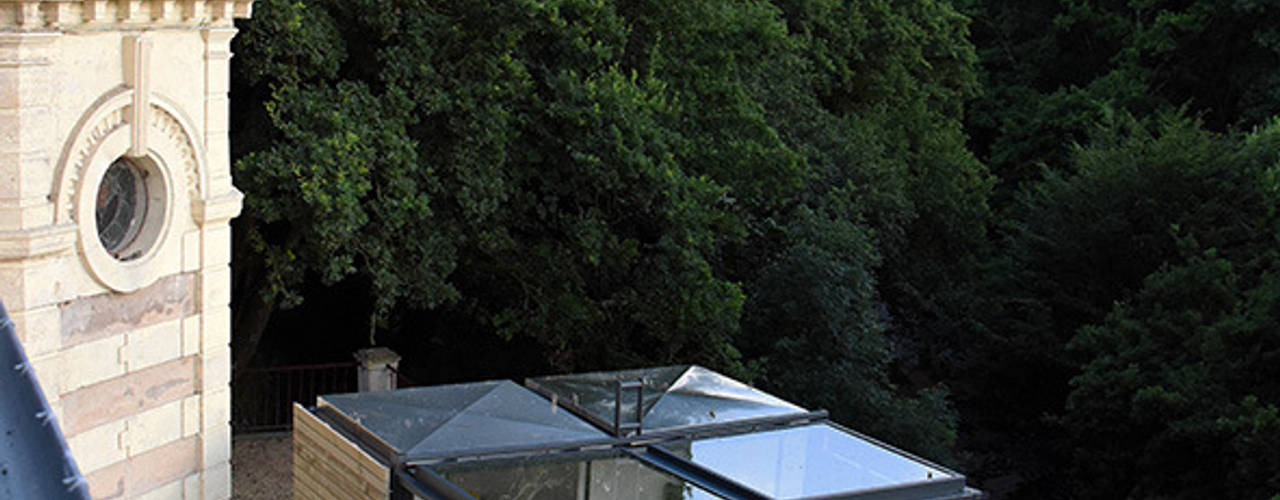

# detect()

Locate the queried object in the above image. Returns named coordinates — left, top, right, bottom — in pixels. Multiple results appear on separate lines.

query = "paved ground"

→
left=232, top=433, right=291, bottom=499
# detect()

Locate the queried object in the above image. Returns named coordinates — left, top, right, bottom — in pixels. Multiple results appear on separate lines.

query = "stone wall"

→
left=0, top=1, right=251, bottom=498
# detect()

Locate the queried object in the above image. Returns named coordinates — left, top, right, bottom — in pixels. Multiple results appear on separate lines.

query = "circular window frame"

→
left=75, top=128, right=178, bottom=293
left=95, top=157, right=163, bottom=261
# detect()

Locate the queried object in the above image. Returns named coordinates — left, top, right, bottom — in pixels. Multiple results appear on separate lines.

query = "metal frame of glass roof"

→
left=302, top=365, right=983, bottom=500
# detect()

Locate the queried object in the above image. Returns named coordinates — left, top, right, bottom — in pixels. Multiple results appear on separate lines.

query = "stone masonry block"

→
left=200, top=305, right=229, bottom=352
left=200, top=420, right=231, bottom=467
left=9, top=303, right=59, bottom=357
left=0, top=196, right=54, bottom=232
left=85, top=436, right=198, bottom=500
left=182, top=229, right=200, bottom=272
left=59, top=355, right=196, bottom=435
left=200, top=345, right=230, bottom=393
left=183, top=472, right=200, bottom=500
left=201, top=225, right=231, bottom=267
left=66, top=418, right=128, bottom=474
left=199, top=265, right=231, bottom=307
left=0, top=265, right=20, bottom=308
left=0, top=69, right=18, bottom=109
left=17, top=253, right=71, bottom=307
left=27, top=347, right=63, bottom=398
left=0, top=108, right=17, bottom=147
left=124, top=399, right=184, bottom=456
left=182, top=394, right=200, bottom=437
left=200, top=387, right=230, bottom=431
left=60, top=333, right=126, bottom=393
left=204, top=95, right=229, bottom=133
left=208, top=172, right=233, bottom=200
left=0, top=157, right=18, bottom=201
left=134, top=478, right=184, bottom=500
left=0, top=151, right=53, bottom=201
left=0, top=254, right=66, bottom=310
left=202, top=461, right=231, bottom=500
left=61, top=273, right=196, bottom=347
left=123, top=317, right=183, bottom=371
left=181, top=313, right=201, bottom=357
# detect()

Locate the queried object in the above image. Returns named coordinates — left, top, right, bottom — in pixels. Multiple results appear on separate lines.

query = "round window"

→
left=95, top=159, right=151, bottom=261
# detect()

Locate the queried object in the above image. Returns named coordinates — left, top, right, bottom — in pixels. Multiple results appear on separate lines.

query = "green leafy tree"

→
left=723, top=0, right=987, bottom=462
left=1059, top=118, right=1280, bottom=499
left=1065, top=255, right=1280, bottom=499
left=231, top=0, right=751, bottom=373
left=957, top=0, right=1280, bottom=202
left=965, top=114, right=1280, bottom=497
left=229, top=0, right=988, bottom=461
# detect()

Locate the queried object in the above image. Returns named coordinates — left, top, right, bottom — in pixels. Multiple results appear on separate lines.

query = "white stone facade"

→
left=1, top=0, right=250, bottom=497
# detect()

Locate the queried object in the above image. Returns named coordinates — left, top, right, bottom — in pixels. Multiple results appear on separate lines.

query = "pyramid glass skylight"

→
left=300, top=365, right=981, bottom=500
left=526, top=365, right=807, bottom=434
left=318, top=380, right=610, bottom=460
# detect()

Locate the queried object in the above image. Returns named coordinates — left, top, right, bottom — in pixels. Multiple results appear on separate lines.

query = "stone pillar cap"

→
left=354, top=347, right=401, bottom=366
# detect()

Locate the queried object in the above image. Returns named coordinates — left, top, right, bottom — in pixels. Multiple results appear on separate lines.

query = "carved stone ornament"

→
left=0, top=0, right=253, bottom=31
left=53, top=87, right=207, bottom=292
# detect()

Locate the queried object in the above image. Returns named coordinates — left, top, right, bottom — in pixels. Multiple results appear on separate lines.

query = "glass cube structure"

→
left=299, top=365, right=982, bottom=500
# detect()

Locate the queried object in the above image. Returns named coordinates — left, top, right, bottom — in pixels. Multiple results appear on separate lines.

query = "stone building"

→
left=1, top=0, right=251, bottom=497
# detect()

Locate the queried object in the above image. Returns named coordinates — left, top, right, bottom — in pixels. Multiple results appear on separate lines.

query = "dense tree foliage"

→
left=228, top=0, right=1280, bottom=497
left=230, top=0, right=984, bottom=462
left=930, top=1, right=1280, bottom=496
left=958, top=114, right=1280, bottom=497
left=957, top=0, right=1280, bottom=202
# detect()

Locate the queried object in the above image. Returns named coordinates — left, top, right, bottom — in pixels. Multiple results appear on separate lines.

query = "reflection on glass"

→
left=529, top=365, right=805, bottom=432
left=530, top=366, right=685, bottom=429
left=96, top=159, right=147, bottom=259
left=665, top=424, right=950, bottom=499
left=320, top=381, right=606, bottom=459
left=643, top=367, right=805, bottom=429
left=436, top=452, right=723, bottom=500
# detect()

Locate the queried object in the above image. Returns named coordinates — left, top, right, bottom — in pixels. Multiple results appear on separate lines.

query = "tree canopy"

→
left=229, top=1, right=1280, bottom=497
left=231, top=0, right=983, bottom=463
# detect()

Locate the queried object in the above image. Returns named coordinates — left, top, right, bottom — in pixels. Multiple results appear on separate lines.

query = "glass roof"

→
left=657, top=423, right=963, bottom=500
left=431, top=451, right=725, bottom=500
left=319, top=380, right=609, bottom=460
left=527, top=365, right=806, bottom=433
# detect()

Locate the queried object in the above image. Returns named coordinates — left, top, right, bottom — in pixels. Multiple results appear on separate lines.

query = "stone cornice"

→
left=191, top=187, right=242, bottom=225
left=0, top=0, right=252, bottom=31
left=0, top=223, right=76, bottom=261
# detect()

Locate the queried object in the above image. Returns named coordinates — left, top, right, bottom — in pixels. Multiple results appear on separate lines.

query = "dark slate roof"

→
left=0, top=300, right=91, bottom=499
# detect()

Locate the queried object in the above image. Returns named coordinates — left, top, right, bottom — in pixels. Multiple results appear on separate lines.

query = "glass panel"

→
left=96, top=159, right=147, bottom=258
left=529, top=366, right=687, bottom=428
left=662, top=424, right=952, bottom=500
left=404, top=382, right=607, bottom=458
left=435, top=452, right=724, bottom=500
left=320, top=382, right=499, bottom=453
left=529, top=365, right=806, bottom=432
left=642, top=366, right=805, bottom=430
left=320, top=381, right=607, bottom=459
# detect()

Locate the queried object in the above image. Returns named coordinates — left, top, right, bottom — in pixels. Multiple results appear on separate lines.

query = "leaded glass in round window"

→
left=95, top=159, right=149, bottom=260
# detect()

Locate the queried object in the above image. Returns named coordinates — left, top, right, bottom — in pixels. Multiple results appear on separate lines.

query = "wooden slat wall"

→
left=292, top=403, right=391, bottom=500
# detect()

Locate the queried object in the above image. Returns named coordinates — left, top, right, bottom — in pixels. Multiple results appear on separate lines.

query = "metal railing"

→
left=232, top=362, right=359, bottom=434
left=387, top=364, right=418, bottom=389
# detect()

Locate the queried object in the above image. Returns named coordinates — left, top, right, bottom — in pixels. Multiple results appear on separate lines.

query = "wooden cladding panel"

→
left=292, top=403, right=390, bottom=500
